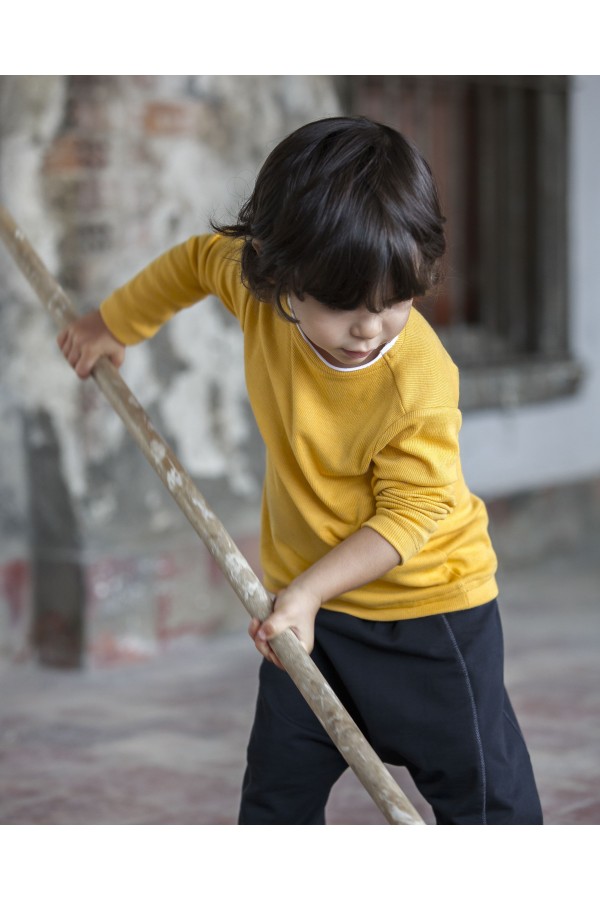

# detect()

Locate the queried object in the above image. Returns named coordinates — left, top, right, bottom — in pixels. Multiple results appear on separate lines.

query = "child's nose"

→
left=351, top=313, right=381, bottom=339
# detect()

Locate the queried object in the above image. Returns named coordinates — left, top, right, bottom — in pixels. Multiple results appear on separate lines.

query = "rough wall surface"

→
left=2, top=75, right=598, bottom=667
left=0, top=75, right=340, bottom=665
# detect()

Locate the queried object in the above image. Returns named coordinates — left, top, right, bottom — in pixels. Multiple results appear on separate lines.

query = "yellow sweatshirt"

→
left=101, top=233, right=498, bottom=620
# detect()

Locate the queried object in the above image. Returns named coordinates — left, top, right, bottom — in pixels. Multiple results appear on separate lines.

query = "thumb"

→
left=257, top=610, right=288, bottom=641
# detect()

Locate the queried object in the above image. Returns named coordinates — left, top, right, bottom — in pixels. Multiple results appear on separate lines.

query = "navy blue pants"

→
left=239, top=600, right=543, bottom=824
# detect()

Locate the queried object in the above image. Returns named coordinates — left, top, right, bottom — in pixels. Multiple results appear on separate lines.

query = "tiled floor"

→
left=1, top=540, right=598, bottom=825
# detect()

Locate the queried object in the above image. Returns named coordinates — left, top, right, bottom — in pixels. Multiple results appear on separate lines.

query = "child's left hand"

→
left=248, top=584, right=322, bottom=669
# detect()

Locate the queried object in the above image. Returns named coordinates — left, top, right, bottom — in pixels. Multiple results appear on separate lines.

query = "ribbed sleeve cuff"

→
left=361, top=514, right=432, bottom=565
left=99, top=295, right=154, bottom=345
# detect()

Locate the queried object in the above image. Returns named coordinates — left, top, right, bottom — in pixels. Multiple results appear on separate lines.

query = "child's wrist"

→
left=282, top=577, right=323, bottom=610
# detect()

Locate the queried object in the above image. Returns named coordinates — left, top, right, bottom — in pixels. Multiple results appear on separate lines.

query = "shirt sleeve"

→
left=362, top=407, right=462, bottom=564
left=100, top=234, right=243, bottom=345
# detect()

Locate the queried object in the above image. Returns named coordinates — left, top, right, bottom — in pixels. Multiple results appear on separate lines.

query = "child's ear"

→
left=251, top=238, right=261, bottom=255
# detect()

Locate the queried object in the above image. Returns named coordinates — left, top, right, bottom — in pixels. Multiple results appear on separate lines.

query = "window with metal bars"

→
left=337, top=75, right=582, bottom=409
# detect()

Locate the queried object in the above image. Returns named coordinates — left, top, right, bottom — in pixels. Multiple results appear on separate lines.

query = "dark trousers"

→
left=239, top=600, right=543, bottom=825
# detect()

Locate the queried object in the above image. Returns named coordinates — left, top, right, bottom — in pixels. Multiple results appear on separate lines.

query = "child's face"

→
left=290, top=293, right=413, bottom=368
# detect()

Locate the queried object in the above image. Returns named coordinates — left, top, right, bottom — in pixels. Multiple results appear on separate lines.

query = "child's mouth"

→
left=341, top=346, right=380, bottom=360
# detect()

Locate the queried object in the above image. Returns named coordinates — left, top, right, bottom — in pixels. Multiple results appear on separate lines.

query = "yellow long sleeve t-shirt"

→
left=101, top=233, right=498, bottom=620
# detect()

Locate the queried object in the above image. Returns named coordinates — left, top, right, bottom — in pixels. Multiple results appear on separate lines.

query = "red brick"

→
left=143, top=101, right=198, bottom=136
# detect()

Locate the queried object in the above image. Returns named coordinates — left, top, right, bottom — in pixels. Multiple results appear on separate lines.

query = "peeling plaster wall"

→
left=3, top=75, right=340, bottom=508
left=0, top=75, right=341, bottom=663
left=0, top=78, right=70, bottom=544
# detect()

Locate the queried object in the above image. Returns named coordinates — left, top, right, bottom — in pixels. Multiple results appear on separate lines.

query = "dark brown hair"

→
left=212, top=116, right=446, bottom=319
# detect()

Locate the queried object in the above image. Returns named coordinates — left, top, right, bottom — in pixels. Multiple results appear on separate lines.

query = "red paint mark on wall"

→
left=0, top=560, right=30, bottom=623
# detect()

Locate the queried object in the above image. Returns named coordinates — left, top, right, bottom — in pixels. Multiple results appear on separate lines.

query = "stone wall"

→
left=0, top=75, right=341, bottom=667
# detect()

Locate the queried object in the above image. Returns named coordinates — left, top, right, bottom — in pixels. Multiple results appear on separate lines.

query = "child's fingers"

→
left=258, top=611, right=312, bottom=654
left=61, top=336, right=88, bottom=377
left=65, top=342, right=81, bottom=369
left=251, top=623, right=272, bottom=658
left=109, top=347, right=126, bottom=369
left=258, top=641, right=285, bottom=670
left=57, top=326, right=80, bottom=365
left=56, top=312, right=125, bottom=379
left=257, top=610, right=288, bottom=642
left=56, top=326, right=110, bottom=379
left=56, top=327, right=73, bottom=356
left=74, top=351, right=96, bottom=379
left=248, top=617, right=285, bottom=669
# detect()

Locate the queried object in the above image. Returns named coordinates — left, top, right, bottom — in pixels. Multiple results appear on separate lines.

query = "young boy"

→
left=58, top=116, right=543, bottom=825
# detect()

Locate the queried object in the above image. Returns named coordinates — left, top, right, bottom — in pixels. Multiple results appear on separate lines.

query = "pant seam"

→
left=441, top=614, right=488, bottom=825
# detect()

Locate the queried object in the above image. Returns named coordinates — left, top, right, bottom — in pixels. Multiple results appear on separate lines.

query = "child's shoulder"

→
left=387, top=307, right=459, bottom=411
left=184, top=232, right=250, bottom=318
left=187, top=232, right=243, bottom=273
left=405, top=307, right=456, bottom=361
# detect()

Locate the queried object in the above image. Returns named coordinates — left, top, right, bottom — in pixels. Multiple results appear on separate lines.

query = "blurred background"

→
left=0, top=75, right=598, bottom=825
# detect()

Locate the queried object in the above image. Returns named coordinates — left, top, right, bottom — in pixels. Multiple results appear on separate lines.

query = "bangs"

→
left=284, top=216, right=427, bottom=313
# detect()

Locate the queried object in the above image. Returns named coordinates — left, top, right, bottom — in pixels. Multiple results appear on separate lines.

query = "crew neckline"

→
left=294, top=324, right=400, bottom=372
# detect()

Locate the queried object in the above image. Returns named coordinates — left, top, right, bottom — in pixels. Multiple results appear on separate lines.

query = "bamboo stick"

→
left=0, top=205, right=425, bottom=825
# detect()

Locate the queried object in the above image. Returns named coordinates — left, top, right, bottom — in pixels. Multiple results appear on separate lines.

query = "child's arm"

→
left=57, top=309, right=126, bottom=379
left=249, top=526, right=400, bottom=668
left=251, top=402, right=461, bottom=667
left=56, top=235, right=235, bottom=378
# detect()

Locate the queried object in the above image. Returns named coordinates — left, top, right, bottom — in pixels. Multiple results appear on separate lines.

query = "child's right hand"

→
left=248, top=583, right=322, bottom=669
left=57, top=309, right=126, bottom=379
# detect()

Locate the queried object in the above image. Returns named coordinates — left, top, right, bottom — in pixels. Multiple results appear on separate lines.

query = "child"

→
left=58, top=116, right=543, bottom=825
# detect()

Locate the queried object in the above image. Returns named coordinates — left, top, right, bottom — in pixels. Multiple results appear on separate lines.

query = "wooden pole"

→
left=0, top=205, right=425, bottom=826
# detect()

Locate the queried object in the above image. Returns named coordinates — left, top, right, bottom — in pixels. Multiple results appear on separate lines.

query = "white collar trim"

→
left=294, top=325, right=399, bottom=371
left=287, top=293, right=399, bottom=371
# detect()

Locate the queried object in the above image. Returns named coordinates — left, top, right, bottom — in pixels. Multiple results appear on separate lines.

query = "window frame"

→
left=337, top=75, right=582, bottom=410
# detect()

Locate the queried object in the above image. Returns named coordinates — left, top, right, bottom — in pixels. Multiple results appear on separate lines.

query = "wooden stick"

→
left=0, top=205, right=425, bottom=826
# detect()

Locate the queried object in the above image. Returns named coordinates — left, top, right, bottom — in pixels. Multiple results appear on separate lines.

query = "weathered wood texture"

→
left=0, top=205, right=425, bottom=825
